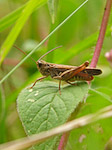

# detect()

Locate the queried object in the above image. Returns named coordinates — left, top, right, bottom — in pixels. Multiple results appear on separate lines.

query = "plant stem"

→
left=58, top=102, right=84, bottom=150
left=90, top=0, right=112, bottom=68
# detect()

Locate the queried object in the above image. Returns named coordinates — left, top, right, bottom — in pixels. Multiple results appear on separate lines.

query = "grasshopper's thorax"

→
left=36, top=60, right=51, bottom=76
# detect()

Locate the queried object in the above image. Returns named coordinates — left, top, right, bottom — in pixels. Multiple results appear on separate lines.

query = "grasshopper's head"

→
left=36, top=60, right=46, bottom=69
left=36, top=60, right=50, bottom=76
left=36, top=46, right=62, bottom=76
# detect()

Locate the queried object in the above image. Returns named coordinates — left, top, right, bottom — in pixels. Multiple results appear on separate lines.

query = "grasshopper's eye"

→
left=46, top=64, right=50, bottom=67
left=38, top=61, right=42, bottom=67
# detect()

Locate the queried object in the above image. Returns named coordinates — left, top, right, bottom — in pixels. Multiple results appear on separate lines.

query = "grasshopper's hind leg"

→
left=53, top=76, right=62, bottom=95
left=59, top=80, right=61, bottom=95
left=29, top=76, right=47, bottom=88
left=66, top=81, right=77, bottom=85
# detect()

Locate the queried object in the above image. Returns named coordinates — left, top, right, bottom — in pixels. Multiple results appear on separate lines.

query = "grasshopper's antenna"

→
left=14, top=45, right=37, bottom=63
left=38, top=45, right=62, bottom=61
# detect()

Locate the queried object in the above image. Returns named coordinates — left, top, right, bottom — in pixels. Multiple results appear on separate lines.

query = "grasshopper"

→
left=14, top=45, right=102, bottom=93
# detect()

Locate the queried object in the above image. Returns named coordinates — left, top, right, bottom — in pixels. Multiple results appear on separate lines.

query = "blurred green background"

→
left=0, top=0, right=112, bottom=149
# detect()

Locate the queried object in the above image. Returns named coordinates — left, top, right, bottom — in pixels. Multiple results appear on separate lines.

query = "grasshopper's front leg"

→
left=29, top=76, right=47, bottom=88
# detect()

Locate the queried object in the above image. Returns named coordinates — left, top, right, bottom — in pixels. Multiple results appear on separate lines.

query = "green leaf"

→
left=17, top=81, right=88, bottom=149
left=48, top=0, right=58, bottom=23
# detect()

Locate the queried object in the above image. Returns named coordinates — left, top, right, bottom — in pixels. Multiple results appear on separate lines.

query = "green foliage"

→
left=89, top=88, right=112, bottom=103
left=0, top=0, right=87, bottom=84
left=17, top=81, right=88, bottom=149
left=0, top=0, right=47, bottom=64
left=0, top=0, right=112, bottom=149
left=0, top=4, right=26, bottom=32
left=67, top=88, right=112, bottom=150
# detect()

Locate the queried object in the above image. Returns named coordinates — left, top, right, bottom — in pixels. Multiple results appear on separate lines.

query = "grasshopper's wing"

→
left=54, top=61, right=89, bottom=81
left=83, top=69, right=102, bottom=75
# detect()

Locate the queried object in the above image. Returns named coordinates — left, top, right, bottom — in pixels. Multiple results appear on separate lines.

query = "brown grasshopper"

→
left=14, top=45, right=102, bottom=93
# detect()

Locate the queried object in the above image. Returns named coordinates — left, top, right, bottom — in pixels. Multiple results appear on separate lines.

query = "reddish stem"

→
left=58, top=132, right=70, bottom=150
left=58, top=1, right=112, bottom=150
left=58, top=102, right=83, bottom=150
left=90, top=0, right=112, bottom=68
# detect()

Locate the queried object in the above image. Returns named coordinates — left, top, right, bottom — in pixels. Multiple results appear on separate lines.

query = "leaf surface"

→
left=17, top=81, right=88, bottom=149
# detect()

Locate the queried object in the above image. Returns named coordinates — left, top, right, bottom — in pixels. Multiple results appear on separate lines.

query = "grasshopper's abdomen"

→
left=69, top=74, right=93, bottom=81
